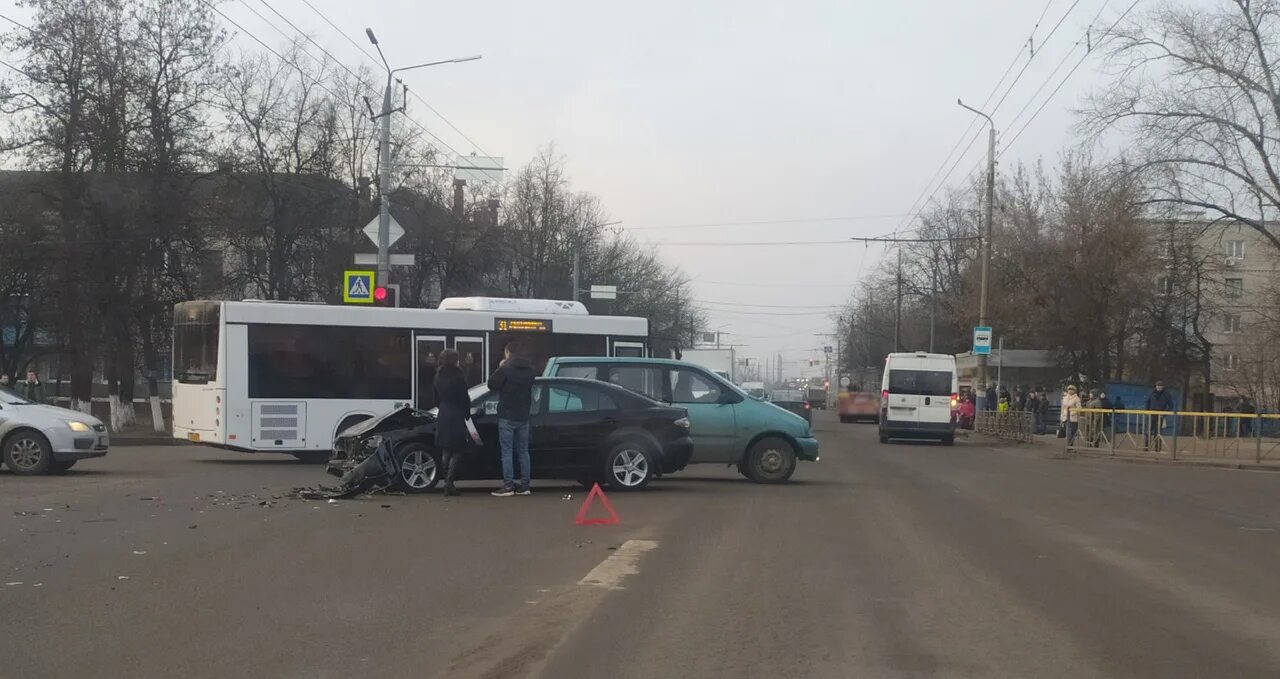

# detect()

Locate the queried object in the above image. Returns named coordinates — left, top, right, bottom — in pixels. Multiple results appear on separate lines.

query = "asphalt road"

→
left=4, top=412, right=1280, bottom=678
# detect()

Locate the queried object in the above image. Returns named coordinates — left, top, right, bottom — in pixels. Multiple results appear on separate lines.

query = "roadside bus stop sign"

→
left=344, top=270, right=375, bottom=304
left=973, top=326, right=993, bottom=355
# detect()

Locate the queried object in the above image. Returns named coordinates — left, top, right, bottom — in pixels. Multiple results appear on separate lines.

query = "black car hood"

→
left=337, top=406, right=435, bottom=441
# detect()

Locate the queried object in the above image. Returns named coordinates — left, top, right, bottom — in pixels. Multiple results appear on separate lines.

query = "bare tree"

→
left=1083, top=0, right=1280, bottom=251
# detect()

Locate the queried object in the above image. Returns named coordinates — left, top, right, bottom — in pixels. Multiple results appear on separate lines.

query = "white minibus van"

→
left=878, top=352, right=958, bottom=445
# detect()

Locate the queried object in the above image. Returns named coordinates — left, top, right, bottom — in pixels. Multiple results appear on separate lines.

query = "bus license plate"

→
left=187, top=432, right=201, bottom=442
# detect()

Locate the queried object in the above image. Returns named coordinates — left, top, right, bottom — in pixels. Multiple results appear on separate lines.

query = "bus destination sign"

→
left=495, top=318, right=552, bottom=333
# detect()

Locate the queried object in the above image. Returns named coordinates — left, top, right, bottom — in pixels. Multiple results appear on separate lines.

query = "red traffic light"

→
left=374, top=286, right=388, bottom=302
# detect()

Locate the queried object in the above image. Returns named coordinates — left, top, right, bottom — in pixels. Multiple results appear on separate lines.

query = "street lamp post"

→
left=958, top=98, right=996, bottom=411
left=366, top=28, right=480, bottom=287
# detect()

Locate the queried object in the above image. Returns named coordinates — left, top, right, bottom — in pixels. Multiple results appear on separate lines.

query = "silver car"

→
left=0, top=386, right=109, bottom=474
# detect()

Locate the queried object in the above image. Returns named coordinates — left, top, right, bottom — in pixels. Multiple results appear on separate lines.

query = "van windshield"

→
left=888, top=369, right=952, bottom=396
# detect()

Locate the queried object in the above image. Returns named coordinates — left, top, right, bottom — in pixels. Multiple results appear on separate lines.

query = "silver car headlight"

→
left=65, top=420, right=92, bottom=433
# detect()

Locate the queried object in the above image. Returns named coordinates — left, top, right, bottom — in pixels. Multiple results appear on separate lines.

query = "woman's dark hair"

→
left=440, top=348, right=460, bottom=368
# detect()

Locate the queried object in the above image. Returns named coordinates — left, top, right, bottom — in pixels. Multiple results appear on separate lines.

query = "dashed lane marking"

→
left=577, top=539, right=658, bottom=590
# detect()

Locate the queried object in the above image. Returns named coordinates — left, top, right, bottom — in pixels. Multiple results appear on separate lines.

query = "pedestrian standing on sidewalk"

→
left=1144, top=381, right=1173, bottom=452
left=1036, top=389, right=1051, bottom=435
left=1061, top=385, right=1082, bottom=445
left=984, top=383, right=997, bottom=411
left=432, top=349, right=471, bottom=497
left=1238, top=396, right=1257, bottom=438
left=19, top=369, right=44, bottom=403
left=488, top=342, right=535, bottom=497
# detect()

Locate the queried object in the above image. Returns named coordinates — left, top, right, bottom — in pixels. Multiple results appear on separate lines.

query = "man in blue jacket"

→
left=1144, top=381, right=1174, bottom=451
left=488, top=342, right=536, bottom=496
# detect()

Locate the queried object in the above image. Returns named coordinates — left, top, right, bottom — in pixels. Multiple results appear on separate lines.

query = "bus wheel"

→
left=292, top=451, right=330, bottom=464
left=395, top=444, right=439, bottom=494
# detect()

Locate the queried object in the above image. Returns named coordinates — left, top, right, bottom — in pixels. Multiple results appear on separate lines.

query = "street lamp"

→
left=365, top=27, right=482, bottom=288
left=957, top=98, right=996, bottom=410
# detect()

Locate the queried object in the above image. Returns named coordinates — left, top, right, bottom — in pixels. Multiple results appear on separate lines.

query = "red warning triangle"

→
left=574, top=483, right=620, bottom=525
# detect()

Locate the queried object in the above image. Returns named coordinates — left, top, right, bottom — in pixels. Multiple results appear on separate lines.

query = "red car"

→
left=838, top=391, right=880, bottom=424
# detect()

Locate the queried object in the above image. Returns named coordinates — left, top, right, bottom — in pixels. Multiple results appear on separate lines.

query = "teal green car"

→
left=543, top=356, right=819, bottom=483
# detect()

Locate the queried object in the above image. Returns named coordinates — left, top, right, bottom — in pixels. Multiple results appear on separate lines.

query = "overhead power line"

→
left=624, top=213, right=910, bottom=231
left=893, top=0, right=1088, bottom=236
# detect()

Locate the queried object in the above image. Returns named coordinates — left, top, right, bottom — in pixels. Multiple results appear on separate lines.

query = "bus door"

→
left=452, top=336, right=486, bottom=387
left=415, top=335, right=446, bottom=409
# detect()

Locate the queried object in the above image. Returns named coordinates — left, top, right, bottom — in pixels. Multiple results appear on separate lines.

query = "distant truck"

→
left=679, top=347, right=736, bottom=383
left=806, top=386, right=829, bottom=410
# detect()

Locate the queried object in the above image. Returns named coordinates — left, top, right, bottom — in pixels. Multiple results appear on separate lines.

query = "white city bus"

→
left=171, top=297, right=648, bottom=460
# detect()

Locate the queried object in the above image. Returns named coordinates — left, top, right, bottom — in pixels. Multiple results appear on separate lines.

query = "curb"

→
left=111, top=436, right=189, bottom=447
left=1060, top=448, right=1280, bottom=472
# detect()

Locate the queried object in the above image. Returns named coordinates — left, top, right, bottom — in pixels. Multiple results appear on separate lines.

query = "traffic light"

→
left=373, top=283, right=399, bottom=307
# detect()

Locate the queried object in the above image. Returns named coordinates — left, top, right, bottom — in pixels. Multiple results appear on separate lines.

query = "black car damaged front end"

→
left=326, top=406, right=436, bottom=478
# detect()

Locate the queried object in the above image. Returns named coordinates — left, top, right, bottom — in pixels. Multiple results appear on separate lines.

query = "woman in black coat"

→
left=433, top=349, right=472, bottom=496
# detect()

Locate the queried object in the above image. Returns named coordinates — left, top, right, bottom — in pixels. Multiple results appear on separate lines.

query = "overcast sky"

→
left=221, top=0, right=1123, bottom=378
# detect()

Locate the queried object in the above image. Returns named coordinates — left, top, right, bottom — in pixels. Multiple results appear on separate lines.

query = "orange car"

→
left=838, top=390, right=880, bottom=424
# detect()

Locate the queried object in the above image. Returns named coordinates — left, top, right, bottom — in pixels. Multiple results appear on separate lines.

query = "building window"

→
left=1225, top=278, right=1244, bottom=298
left=1223, top=313, right=1242, bottom=334
left=1224, top=353, right=1240, bottom=371
left=1223, top=240, right=1245, bottom=259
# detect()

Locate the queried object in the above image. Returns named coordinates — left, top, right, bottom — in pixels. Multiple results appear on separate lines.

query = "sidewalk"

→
left=974, top=430, right=1280, bottom=472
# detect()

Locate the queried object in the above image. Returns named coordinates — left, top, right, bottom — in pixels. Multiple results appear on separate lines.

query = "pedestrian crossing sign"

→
left=343, top=270, right=376, bottom=304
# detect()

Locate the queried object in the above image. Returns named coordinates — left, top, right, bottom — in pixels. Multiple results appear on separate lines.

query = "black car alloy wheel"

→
left=604, top=441, right=654, bottom=491
left=395, top=444, right=440, bottom=493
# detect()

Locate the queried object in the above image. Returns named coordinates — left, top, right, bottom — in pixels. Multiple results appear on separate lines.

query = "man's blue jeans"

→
left=499, top=418, right=531, bottom=490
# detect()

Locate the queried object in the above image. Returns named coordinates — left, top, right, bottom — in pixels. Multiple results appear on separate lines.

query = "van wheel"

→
left=744, top=437, right=796, bottom=484
left=3, top=430, right=54, bottom=475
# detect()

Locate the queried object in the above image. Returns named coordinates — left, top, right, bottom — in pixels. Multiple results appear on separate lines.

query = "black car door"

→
left=538, top=382, right=619, bottom=475
left=466, top=391, right=504, bottom=480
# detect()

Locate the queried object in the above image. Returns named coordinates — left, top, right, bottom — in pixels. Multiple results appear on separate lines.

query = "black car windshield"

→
left=0, top=385, right=32, bottom=405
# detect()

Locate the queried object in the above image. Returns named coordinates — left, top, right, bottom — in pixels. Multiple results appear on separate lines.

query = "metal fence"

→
left=1067, top=408, right=1280, bottom=463
left=975, top=410, right=1035, bottom=443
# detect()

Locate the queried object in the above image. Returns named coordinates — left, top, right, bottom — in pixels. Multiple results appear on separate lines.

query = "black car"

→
left=328, top=377, right=694, bottom=492
left=768, top=390, right=812, bottom=424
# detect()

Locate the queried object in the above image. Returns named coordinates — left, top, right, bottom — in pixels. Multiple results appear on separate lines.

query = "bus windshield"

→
left=174, top=302, right=220, bottom=384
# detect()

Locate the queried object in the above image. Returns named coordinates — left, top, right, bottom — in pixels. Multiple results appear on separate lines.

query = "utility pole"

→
left=959, top=98, right=996, bottom=409
left=572, top=251, right=580, bottom=302
left=365, top=28, right=480, bottom=288
left=894, top=247, right=903, bottom=352
left=929, top=251, right=937, bottom=353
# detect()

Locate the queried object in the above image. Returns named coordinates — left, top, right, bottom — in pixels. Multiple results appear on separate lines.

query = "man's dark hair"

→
left=1155, top=380, right=1165, bottom=387
left=440, top=348, right=460, bottom=368
left=504, top=341, right=522, bottom=357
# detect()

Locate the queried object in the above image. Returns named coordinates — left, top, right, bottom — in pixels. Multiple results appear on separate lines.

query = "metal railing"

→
left=975, top=410, right=1035, bottom=443
left=1068, top=408, right=1280, bottom=463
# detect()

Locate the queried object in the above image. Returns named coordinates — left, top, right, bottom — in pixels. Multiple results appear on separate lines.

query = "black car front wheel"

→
left=394, top=444, right=440, bottom=493
left=743, top=437, right=797, bottom=484
left=603, top=441, right=654, bottom=491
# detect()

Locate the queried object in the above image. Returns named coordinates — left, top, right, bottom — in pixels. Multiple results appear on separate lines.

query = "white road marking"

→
left=577, top=540, right=658, bottom=590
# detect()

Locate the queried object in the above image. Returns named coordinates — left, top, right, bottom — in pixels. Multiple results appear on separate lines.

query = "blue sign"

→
left=973, top=326, right=993, bottom=355
left=343, top=270, right=375, bottom=304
